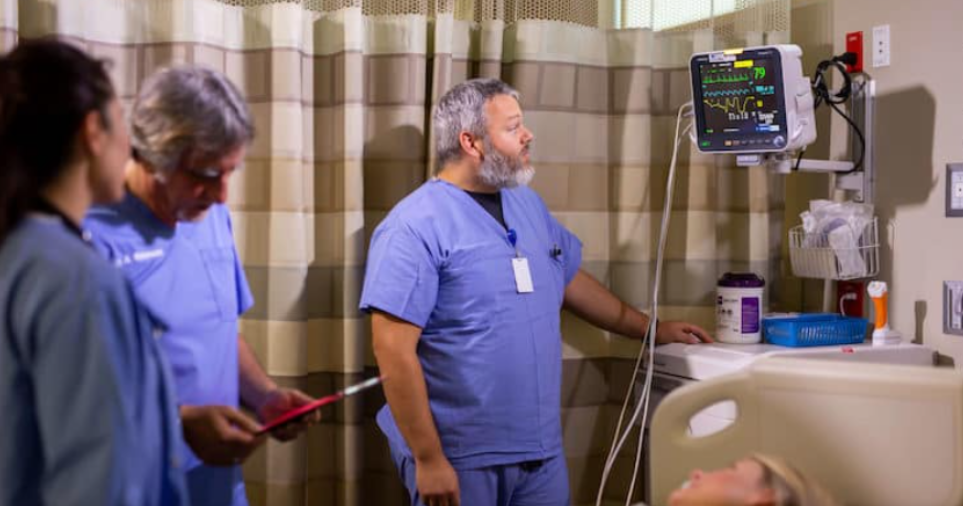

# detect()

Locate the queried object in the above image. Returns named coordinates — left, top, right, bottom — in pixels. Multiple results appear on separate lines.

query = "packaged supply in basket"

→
left=790, top=200, right=879, bottom=280
left=799, top=200, right=874, bottom=278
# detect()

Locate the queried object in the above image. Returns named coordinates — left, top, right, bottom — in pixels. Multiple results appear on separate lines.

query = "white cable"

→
left=625, top=119, right=694, bottom=506
left=595, top=102, right=693, bottom=506
left=839, top=292, right=856, bottom=316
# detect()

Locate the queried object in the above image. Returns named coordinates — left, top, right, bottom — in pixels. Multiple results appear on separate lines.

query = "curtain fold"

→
left=1, top=1, right=788, bottom=504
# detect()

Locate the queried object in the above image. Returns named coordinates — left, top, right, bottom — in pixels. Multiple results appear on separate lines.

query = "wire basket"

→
left=788, top=217, right=879, bottom=280
left=763, top=313, right=869, bottom=347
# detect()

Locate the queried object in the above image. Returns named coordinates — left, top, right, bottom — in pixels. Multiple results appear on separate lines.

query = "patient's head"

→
left=669, top=454, right=838, bottom=506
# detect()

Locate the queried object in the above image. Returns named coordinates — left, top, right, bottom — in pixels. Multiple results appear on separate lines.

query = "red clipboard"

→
left=256, top=376, right=384, bottom=435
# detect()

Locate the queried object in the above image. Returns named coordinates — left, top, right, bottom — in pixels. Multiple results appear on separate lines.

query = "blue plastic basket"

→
left=762, top=313, right=869, bottom=347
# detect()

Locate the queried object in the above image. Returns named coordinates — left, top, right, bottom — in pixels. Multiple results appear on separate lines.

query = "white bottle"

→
left=716, top=272, right=766, bottom=344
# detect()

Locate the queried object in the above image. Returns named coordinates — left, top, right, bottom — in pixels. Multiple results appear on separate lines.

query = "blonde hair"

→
left=750, top=453, right=841, bottom=506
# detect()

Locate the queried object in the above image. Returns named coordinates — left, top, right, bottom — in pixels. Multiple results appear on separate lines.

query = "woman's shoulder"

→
left=3, top=218, right=126, bottom=293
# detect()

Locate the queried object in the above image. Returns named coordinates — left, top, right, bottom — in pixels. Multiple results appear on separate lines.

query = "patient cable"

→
left=595, top=101, right=694, bottom=506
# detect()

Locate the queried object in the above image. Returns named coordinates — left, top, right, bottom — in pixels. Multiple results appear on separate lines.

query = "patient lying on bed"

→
left=667, top=454, right=839, bottom=506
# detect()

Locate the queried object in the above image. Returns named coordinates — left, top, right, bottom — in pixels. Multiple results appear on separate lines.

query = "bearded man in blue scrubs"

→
left=85, top=66, right=318, bottom=506
left=359, top=78, right=714, bottom=506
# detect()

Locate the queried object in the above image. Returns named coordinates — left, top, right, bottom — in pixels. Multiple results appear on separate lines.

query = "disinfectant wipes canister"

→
left=716, top=272, right=765, bottom=344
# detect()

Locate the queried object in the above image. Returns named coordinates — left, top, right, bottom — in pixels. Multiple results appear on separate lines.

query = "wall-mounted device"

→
left=689, top=44, right=874, bottom=203
left=944, top=281, right=963, bottom=336
left=689, top=45, right=816, bottom=156
left=946, top=163, right=963, bottom=217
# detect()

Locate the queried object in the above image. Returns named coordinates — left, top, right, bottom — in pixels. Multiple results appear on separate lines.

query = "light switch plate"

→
left=944, top=281, right=963, bottom=335
left=946, top=164, right=963, bottom=217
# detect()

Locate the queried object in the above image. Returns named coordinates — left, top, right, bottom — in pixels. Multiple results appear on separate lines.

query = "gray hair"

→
left=130, top=65, right=254, bottom=175
left=432, top=78, right=519, bottom=170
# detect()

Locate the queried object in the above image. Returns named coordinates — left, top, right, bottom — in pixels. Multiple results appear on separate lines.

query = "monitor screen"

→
left=690, top=47, right=789, bottom=153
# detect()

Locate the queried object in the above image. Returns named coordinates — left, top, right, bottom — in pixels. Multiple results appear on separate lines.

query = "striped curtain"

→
left=0, top=1, right=789, bottom=504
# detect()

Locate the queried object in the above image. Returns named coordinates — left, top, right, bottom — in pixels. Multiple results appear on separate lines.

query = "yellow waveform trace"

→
left=703, top=95, right=757, bottom=115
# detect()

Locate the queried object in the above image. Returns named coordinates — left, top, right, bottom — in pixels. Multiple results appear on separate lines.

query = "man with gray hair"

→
left=360, top=78, right=712, bottom=505
left=85, top=66, right=318, bottom=506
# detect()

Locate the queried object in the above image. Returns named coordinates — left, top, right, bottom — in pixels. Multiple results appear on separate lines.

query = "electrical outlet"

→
left=872, top=24, right=890, bottom=68
left=943, top=281, right=963, bottom=335
left=845, top=31, right=864, bottom=73
left=946, top=164, right=963, bottom=217
left=837, top=280, right=865, bottom=317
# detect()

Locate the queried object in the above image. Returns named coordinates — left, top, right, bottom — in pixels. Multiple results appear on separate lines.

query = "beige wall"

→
left=792, top=0, right=963, bottom=364
left=785, top=0, right=835, bottom=313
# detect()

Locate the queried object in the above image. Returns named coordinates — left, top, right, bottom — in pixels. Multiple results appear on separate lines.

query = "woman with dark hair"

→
left=0, top=39, right=188, bottom=505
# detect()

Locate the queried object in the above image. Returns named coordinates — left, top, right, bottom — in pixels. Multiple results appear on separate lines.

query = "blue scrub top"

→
left=86, top=192, right=254, bottom=506
left=359, top=179, right=582, bottom=469
left=0, top=216, right=187, bottom=506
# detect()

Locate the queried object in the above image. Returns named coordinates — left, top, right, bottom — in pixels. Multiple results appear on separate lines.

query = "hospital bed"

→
left=647, top=356, right=963, bottom=506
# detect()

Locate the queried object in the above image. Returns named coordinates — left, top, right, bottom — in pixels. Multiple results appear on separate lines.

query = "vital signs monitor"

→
left=690, top=45, right=816, bottom=154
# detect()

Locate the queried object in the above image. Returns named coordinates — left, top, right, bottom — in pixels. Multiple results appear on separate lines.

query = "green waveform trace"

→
left=701, top=73, right=750, bottom=85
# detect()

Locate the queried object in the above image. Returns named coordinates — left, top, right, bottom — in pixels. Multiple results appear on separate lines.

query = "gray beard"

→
left=477, top=143, right=535, bottom=189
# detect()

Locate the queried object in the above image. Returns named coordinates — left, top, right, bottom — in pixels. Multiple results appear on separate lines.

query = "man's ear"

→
left=80, top=109, right=107, bottom=158
left=458, top=131, right=483, bottom=161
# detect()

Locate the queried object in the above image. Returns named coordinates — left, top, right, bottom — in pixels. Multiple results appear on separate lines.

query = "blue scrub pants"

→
left=392, top=448, right=570, bottom=506
left=185, top=464, right=248, bottom=506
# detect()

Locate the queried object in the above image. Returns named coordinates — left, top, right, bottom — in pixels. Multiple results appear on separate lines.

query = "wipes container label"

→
left=741, top=297, right=760, bottom=333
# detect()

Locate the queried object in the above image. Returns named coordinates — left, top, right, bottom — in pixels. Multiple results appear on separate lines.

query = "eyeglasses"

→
left=186, top=166, right=221, bottom=178
left=181, top=165, right=235, bottom=181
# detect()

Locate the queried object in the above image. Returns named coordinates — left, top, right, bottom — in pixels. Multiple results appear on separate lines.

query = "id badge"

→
left=512, top=257, right=534, bottom=293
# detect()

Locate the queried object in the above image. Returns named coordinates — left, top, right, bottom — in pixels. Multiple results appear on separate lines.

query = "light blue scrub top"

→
left=359, top=179, right=582, bottom=469
left=0, top=216, right=188, bottom=506
left=86, top=192, right=254, bottom=506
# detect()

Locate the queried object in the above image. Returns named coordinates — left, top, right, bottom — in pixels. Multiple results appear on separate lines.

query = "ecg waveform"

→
left=703, top=96, right=758, bottom=115
left=702, top=73, right=750, bottom=85
left=701, top=67, right=767, bottom=85
left=704, top=88, right=752, bottom=97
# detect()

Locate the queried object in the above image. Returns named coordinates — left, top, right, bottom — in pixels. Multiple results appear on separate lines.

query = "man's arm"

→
left=179, top=404, right=263, bottom=465
left=238, top=334, right=319, bottom=440
left=175, top=341, right=272, bottom=464
left=372, top=310, right=460, bottom=506
left=562, top=269, right=712, bottom=344
left=238, top=335, right=278, bottom=409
